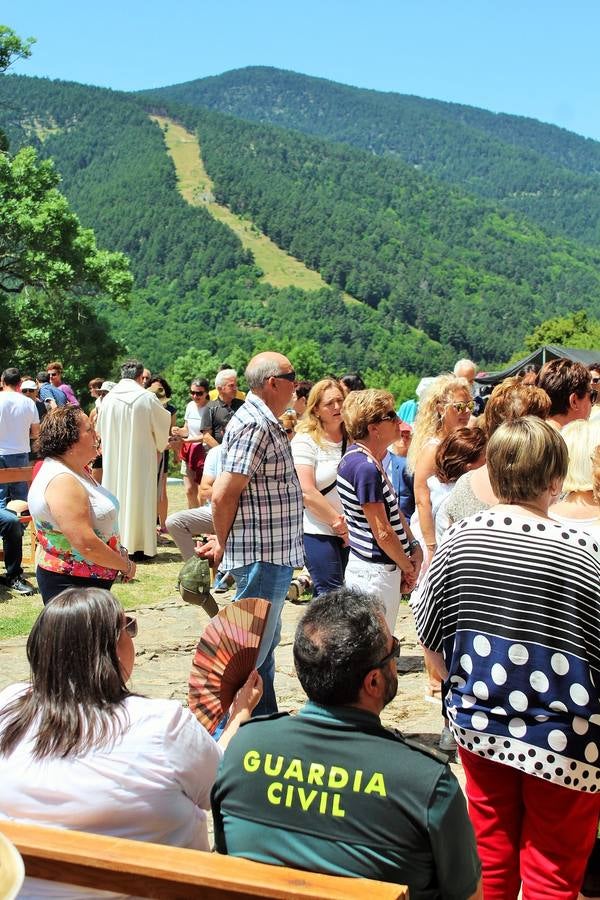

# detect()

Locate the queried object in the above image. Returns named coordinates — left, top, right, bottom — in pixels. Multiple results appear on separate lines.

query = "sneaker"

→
left=8, top=576, right=36, bottom=596
left=438, top=726, right=457, bottom=752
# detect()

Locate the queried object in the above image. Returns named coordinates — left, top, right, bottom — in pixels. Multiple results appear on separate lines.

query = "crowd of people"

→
left=2, top=350, right=600, bottom=898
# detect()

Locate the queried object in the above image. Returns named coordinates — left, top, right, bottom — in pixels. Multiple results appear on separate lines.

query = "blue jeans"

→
left=0, top=507, right=23, bottom=580
left=0, top=453, right=30, bottom=508
left=303, top=533, right=349, bottom=597
left=230, top=561, right=293, bottom=717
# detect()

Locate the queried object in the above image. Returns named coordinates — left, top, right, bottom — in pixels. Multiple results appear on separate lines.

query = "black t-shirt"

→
left=199, top=397, right=244, bottom=444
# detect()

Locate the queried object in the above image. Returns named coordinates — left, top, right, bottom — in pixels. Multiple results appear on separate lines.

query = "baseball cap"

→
left=21, top=380, right=36, bottom=391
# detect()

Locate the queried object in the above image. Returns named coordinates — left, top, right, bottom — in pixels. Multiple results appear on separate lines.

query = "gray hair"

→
left=121, top=359, right=144, bottom=381
left=245, top=358, right=284, bottom=390
left=453, top=358, right=476, bottom=377
left=215, top=368, right=237, bottom=389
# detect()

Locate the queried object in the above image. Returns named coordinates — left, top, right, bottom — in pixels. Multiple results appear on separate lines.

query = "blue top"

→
left=384, top=451, right=415, bottom=520
left=39, top=383, right=68, bottom=406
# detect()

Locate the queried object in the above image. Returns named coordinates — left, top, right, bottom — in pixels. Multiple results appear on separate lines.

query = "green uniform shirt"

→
left=212, top=702, right=480, bottom=900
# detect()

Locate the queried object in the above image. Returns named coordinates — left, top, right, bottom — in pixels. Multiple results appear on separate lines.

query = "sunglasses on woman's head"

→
left=448, top=400, right=475, bottom=413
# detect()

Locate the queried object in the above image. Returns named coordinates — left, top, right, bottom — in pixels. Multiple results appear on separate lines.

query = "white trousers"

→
left=344, top=553, right=401, bottom=632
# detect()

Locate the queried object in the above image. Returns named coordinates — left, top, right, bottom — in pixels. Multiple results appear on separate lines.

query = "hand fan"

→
left=188, top=597, right=271, bottom=734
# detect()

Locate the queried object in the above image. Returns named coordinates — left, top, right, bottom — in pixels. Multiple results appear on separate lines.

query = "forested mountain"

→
left=4, top=72, right=600, bottom=380
left=146, top=67, right=600, bottom=245
left=146, top=101, right=600, bottom=362
left=1, top=75, right=250, bottom=288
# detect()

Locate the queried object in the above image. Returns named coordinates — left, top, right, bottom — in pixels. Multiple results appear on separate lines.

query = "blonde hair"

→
left=487, top=417, right=568, bottom=503
left=406, top=374, right=470, bottom=473
left=592, top=446, right=600, bottom=503
left=560, top=419, right=600, bottom=493
left=341, top=389, right=395, bottom=443
left=296, top=379, right=346, bottom=447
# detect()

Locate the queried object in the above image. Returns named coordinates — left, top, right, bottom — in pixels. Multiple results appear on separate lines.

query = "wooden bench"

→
left=0, top=466, right=37, bottom=566
left=0, top=821, right=409, bottom=899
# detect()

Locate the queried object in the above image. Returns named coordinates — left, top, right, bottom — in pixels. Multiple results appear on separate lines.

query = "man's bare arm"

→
left=208, top=471, right=250, bottom=568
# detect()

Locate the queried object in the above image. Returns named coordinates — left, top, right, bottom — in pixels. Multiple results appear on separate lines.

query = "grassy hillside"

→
left=150, top=115, right=336, bottom=294
left=146, top=66, right=600, bottom=245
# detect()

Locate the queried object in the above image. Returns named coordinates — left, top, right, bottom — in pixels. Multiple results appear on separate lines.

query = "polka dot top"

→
left=414, top=508, right=600, bottom=792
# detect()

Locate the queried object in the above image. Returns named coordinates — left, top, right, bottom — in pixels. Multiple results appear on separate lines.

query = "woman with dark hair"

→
left=0, top=587, right=261, bottom=898
left=28, top=406, right=134, bottom=604
left=292, top=378, right=349, bottom=596
left=415, top=417, right=600, bottom=898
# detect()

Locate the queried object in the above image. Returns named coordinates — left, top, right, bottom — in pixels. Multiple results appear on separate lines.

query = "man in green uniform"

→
left=212, top=588, right=482, bottom=900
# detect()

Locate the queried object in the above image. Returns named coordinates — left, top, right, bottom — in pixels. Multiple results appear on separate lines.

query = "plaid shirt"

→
left=221, top=391, right=303, bottom=570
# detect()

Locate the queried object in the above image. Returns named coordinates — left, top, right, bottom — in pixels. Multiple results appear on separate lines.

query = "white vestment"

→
left=97, top=379, right=171, bottom=556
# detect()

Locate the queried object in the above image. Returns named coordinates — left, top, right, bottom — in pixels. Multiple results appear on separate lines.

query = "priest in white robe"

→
left=97, top=360, right=171, bottom=558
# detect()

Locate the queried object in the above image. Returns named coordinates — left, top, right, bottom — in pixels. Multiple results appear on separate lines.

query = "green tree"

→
left=0, top=25, right=34, bottom=72
left=166, top=349, right=220, bottom=419
left=522, top=310, right=600, bottom=353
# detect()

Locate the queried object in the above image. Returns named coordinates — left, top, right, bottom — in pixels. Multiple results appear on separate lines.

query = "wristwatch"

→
left=408, top=538, right=420, bottom=552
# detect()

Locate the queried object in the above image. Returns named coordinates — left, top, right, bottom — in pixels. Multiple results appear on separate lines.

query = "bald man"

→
left=209, top=352, right=303, bottom=716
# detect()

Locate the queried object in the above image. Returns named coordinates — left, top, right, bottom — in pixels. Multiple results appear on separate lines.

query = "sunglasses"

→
left=374, top=410, right=398, bottom=424
left=122, top=615, right=138, bottom=638
left=47, top=371, right=60, bottom=377
left=285, top=428, right=294, bottom=435
left=273, top=370, right=297, bottom=383
left=449, top=400, right=475, bottom=413
left=190, top=391, right=207, bottom=397
left=591, top=377, right=600, bottom=385
left=366, top=636, right=401, bottom=674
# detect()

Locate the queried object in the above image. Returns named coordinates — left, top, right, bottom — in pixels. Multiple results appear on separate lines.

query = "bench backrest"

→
left=0, top=466, right=35, bottom=485
left=0, top=821, right=408, bottom=899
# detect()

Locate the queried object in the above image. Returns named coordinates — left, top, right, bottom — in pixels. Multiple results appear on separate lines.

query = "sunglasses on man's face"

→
left=365, top=636, right=401, bottom=676
left=273, top=370, right=297, bottom=383
left=190, top=391, right=207, bottom=397
left=122, top=615, right=137, bottom=638
left=48, top=371, right=60, bottom=378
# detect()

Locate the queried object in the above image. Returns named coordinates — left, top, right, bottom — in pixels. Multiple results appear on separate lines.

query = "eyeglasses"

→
left=448, top=400, right=475, bottom=413
left=122, top=615, right=138, bottom=638
left=273, top=370, right=297, bottom=383
left=190, top=391, right=206, bottom=397
left=590, top=389, right=598, bottom=404
left=374, top=410, right=398, bottom=424
left=366, top=636, right=401, bottom=674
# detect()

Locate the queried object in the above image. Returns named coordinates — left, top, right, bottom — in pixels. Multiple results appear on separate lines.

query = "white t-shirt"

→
left=0, top=684, right=222, bottom=899
left=291, top=432, right=344, bottom=536
left=0, top=391, right=39, bottom=454
left=184, top=400, right=206, bottom=439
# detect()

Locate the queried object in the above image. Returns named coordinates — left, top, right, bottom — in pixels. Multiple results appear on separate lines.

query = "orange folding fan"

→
left=188, top=597, right=271, bottom=734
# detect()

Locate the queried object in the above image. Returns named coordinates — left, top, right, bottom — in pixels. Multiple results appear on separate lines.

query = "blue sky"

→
left=7, top=1, right=600, bottom=141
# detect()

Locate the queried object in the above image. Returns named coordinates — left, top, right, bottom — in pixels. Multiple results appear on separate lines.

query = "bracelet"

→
left=426, top=543, right=437, bottom=551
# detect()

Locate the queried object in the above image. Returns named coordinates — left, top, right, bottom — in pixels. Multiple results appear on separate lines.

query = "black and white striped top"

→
left=414, top=508, right=600, bottom=792
left=337, top=445, right=409, bottom=563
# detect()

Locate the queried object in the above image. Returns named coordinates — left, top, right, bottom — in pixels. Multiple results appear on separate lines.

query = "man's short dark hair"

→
left=37, top=371, right=50, bottom=384
left=536, top=359, right=590, bottom=416
left=1, top=367, right=20, bottom=386
left=120, top=359, right=144, bottom=381
left=293, top=588, right=388, bottom=706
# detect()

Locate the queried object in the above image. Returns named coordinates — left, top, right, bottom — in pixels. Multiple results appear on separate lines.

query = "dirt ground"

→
left=0, top=586, right=457, bottom=763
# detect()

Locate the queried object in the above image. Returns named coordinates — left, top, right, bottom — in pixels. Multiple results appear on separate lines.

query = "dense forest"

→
left=3, top=70, right=600, bottom=391
left=147, top=67, right=600, bottom=245
left=149, top=101, right=600, bottom=362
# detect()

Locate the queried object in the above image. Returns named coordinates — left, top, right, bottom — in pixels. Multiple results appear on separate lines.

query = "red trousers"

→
left=460, top=748, right=600, bottom=899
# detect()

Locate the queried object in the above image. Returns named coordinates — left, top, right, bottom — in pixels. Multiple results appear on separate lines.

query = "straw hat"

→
left=0, top=832, right=25, bottom=900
